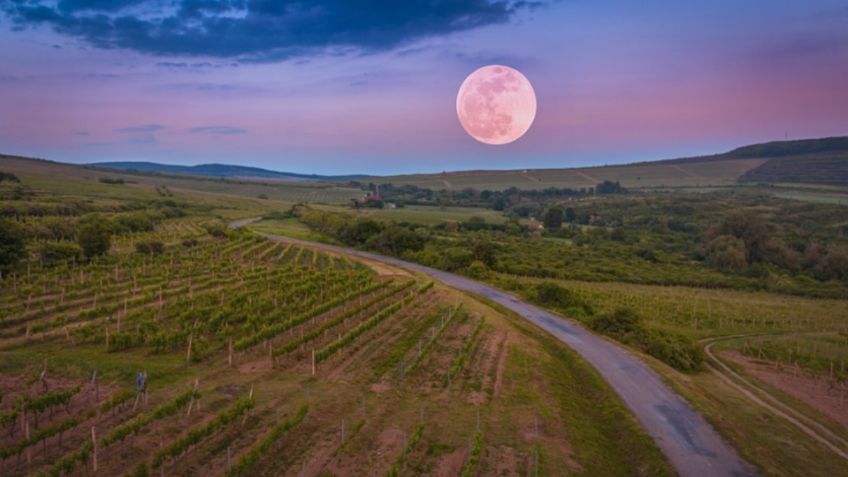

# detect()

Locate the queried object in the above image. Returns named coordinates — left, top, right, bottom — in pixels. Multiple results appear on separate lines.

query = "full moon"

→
left=456, top=65, right=537, bottom=145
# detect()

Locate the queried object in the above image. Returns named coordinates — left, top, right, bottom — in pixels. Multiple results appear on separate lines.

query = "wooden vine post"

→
left=91, top=426, right=98, bottom=472
left=228, top=337, right=233, bottom=367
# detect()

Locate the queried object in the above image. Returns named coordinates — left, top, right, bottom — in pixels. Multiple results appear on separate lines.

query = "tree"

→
left=78, top=214, right=112, bottom=258
left=471, top=238, right=497, bottom=267
left=704, top=235, right=747, bottom=272
left=709, top=211, right=770, bottom=262
left=0, top=218, right=26, bottom=271
left=564, top=207, right=576, bottom=222
left=818, top=245, right=848, bottom=280
left=595, top=180, right=625, bottom=194
left=542, top=206, right=563, bottom=229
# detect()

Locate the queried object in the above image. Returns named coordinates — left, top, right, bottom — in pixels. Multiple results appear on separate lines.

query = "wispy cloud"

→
left=115, top=124, right=165, bottom=133
left=189, top=126, right=247, bottom=135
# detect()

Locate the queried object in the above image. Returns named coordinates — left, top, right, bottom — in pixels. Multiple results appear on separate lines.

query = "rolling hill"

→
left=376, top=136, right=848, bottom=190
left=89, top=161, right=370, bottom=181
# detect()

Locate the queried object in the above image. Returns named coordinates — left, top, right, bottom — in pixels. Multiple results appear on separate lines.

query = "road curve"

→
left=235, top=220, right=756, bottom=476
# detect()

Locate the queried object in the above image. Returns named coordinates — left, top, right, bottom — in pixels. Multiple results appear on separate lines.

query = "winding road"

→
left=232, top=218, right=756, bottom=476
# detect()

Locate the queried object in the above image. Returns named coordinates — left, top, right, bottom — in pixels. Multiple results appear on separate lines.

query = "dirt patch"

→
left=370, top=383, right=392, bottom=394
left=489, top=445, right=522, bottom=476
left=493, top=333, right=512, bottom=397
left=722, top=350, right=848, bottom=430
left=432, top=447, right=467, bottom=477
left=215, top=384, right=243, bottom=396
left=238, top=358, right=272, bottom=374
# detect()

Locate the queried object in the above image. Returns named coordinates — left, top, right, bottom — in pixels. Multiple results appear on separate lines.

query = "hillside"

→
left=89, top=161, right=370, bottom=181
left=375, top=136, right=848, bottom=191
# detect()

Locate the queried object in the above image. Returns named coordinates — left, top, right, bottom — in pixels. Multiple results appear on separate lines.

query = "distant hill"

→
left=88, top=161, right=370, bottom=181
left=375, top=136, right=848, bottom=190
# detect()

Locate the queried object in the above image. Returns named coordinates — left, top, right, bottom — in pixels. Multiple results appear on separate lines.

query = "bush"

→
left=590, top=307, right=703, bottom=372
left=589, top=307, right=641, bottom=336
left=466, top=260, right=489, bottom=278
left=0, top=218, right=26, bottom=271
left=181, top=238, right=198, bottom=248
left=135, top=240, right=165, bottom=255
left=204, top=223, right=228, bottom=238
left=78, top=214, right=112, bottom=257
left=534, top=282, right=593, bottom=316
left=704, top=235, right=747, bottom=272
left=37, top=242, right=82, bottom=266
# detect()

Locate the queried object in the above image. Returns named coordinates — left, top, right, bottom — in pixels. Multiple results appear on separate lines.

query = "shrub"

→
left=0, top=218, right=26, bottom=271
left=135, top=240, right=165, bottom=255
left=204, top=223, right=228, bottom=238
left=704, top=235, right=747, bottom=272
left=590, top=307, right=703, bottom=372
left=534, top=282, right=593, bottom=316
left=37, top=242, right=82, bottom=266
left=78, top=214, right=112, bottom=257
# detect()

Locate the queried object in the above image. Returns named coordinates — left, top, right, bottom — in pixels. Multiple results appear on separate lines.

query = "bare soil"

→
left=722, top=350, right=848, bottom=430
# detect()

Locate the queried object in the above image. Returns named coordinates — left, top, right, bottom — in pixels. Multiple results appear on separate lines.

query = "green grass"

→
left=316, top=204, right=508, bottom=225
left=248, top=218, right=330, bottom=241
left=374, top=158, right=764, bottom=191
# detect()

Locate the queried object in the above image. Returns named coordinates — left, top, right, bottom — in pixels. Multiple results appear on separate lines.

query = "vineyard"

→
left=0, top=218, right=674, bottom=476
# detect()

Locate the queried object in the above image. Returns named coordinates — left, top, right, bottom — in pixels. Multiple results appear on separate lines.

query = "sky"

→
left=0, top=0, right=847, bottom=175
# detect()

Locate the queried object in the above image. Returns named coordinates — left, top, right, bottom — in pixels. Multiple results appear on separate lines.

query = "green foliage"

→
left=704, top=235, right=747, bottom=272
left=533, top=282, right=593, bottom=317
left=335, top=419, right=364, bottom=456
left=0, top=171, right=21, bottom=183
left=405, top=305, right=462, bottom=374
left=78, top=214, right=112, bottom=257
left=36, top=241, right=82, bottom=266
left=153, top=394, right=256, bottom=469
left=0, top=407, right=96, bottom=459
left=385, top=423, right=424, bottom=477
left=20, top=386, right=80, bottom=414
left=135, top=240, right=165, bottom=255
left=226, top=404, right=309, bottom=476
left=38, top=440, right=93, bottom=477
left=103, top=388, right=199, bottom=446
left=273, top=281, right=411, bottom=356
left=236, top=279, right=388, bottom=352
left=590, top=308, right=704, bottom=372
left=0, top=217, right=27, bottom=271
left=543, top=206, right=563, bottom=229
left=460, top=432, right=483, bottom=477
left=449, top=317, right=484, bottom=380
left=316, top=287, right=420, bottom=362
left=204, top=222, right=228, bottom=238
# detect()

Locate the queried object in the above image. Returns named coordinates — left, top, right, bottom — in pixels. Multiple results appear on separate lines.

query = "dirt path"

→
left=703, top=336, right=848, bottom=461
left=231, top=218, right=756, bottom=477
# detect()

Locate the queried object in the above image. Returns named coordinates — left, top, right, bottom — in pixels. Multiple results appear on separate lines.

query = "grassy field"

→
left=315, top=204, right=508, bottom=226
left=1, top=155, right=361, bottom=206
left=374, top=158, right=765, bottom=191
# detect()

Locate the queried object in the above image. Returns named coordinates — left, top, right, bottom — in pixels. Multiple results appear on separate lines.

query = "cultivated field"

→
left=375, top=158, right=765, bottom=191
left=0, top=159, right=673, bottom=476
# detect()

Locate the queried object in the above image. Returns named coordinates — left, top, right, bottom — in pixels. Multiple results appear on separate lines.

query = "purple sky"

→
left=1, top=0, right=847, bottom=175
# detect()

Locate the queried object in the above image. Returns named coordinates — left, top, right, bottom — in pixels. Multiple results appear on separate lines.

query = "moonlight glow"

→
left=456, top=65, right=537, bottom=145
